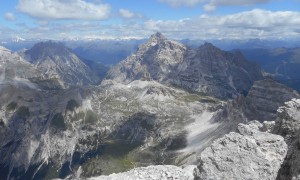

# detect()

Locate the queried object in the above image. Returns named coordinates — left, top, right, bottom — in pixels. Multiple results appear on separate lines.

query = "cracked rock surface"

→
left=196, top=121, right=287, bottom=180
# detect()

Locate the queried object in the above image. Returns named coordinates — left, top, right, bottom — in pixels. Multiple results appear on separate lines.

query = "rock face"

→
left=88, top=165, right=195, bottom=180
left=175, top=44, right=262, bottom=99
left=108, top=32, right=263, bottom=99
left=107, top=32, right=187, bottom=83
left=22, top=41, right=99, bottom=87
left=0, top=78, right=224, bottom=179
left=244, top=79, right=300, bottom=121
left=273, top=99, right=300, bottom=180
left=196, top=121, right=287, bottom=180
left=0, top=46, right=43, bottom=80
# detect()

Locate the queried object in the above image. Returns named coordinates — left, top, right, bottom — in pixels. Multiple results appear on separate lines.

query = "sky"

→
left=1, top=0, right=300, bottom=40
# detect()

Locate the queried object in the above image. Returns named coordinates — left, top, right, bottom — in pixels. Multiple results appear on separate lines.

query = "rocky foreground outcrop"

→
left=196, top=120, right=287, bottom=180
left=274, top=99, right=300, bottom=180
left=89, top=121, right=287, bottom=180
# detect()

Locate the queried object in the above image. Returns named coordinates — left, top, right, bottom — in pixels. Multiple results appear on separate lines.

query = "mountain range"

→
left=108, top=32, right=262, bottom=99
left=0, top=33, right=300, bottom=180
left=241, top=47, right=300, bottom=92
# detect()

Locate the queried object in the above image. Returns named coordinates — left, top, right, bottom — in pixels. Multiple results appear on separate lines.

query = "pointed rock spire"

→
left=147, top=32, right=167, bottom=46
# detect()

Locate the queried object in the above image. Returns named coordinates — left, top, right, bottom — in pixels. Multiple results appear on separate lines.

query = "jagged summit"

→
left=107, top=32, right=187, bottom=84
left=200, top=42, right=215, bottom=48
left=107, top=33, right=263, bottom=98
left=137, top=32, right=183, bottom=53
left=148, top=32, right=166, bottom=44
left=195, top=42, right=225, bottom=60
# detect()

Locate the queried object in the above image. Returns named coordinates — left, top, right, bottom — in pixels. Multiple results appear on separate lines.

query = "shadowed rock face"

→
left=195, top=121, right=287, bottom=180
left=244, top=79, right=300, bottom=121
left=108, top=32, right=263, bottom=99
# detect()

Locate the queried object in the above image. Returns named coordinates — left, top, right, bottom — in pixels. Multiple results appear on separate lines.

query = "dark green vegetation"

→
left=66, top=99, right=79, bottom=111
left=166, top=133, right=187, bottom=151
left=29, top=77, right=63, bottom=90
left=16, top=106, right=30, bottom=118
left=81, top=140, right=139, bottom=177
left=6, top=102, right=18, bottom=111
left=85, top=110, right=98, bottom=124
left=51, top=113, right=66, bottom=130
left=177, top=94, right=219, bottom=103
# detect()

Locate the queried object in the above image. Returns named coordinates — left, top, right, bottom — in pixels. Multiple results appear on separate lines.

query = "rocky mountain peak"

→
left=21, top=41, right=99, bottom=87
left=137, top=32, right=169, bottom=52
left=107, top=33, right=263, bottom=98
left=107, top=32, right=187, bottom=83
left=200, top=42, right=215, bottom=49
left=148, top=32, right=166, bottom=44
left=25, top=41, right=71, bottom=62
left=196, top=42, right=223, bottom=55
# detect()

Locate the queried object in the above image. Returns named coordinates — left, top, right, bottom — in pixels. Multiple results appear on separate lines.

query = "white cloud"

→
left=4, top=12, right=16, bottom=21
left=158, top=0, right=273, bottom=11
left=204, top=0, right=272, bottom=12
left=203, top=4, right=215, bottom=12
left=159, top=0, right=205, bottom=7
left=16, top=0, right=110, bottom=20
left=211, top=0, right=271, bottom=6
left=2, top=9, right=300, bottom=41
left=119, top=9, right=135, bottom=18
left=142, top=9, right=300, bottom=40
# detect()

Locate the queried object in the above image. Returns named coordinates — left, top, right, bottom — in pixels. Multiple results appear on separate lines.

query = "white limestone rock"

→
left=274, top=98, right=300, bottom=180
left=196, top=121, right=287, bottom=180
left=88, top=165, right=196, bottom=180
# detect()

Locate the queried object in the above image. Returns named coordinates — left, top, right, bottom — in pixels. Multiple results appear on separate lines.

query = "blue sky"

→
left=1, top=0, right=300, bottom=40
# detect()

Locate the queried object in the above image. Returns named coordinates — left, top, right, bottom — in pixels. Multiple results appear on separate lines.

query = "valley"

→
left=0, top=33, right=299, bottom=180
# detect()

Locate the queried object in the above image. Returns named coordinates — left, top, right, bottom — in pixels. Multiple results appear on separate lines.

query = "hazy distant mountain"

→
left=108, top=32, right=263, bottom=99
left=182, top=38, right=300, bottom=50
left=20, top=41, right=100, bottom=87
left=4, top=37, right=300, bottom=66
left=66, top=39, right=145, bottom=65
left=240, top=47, right=300, bottom=92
